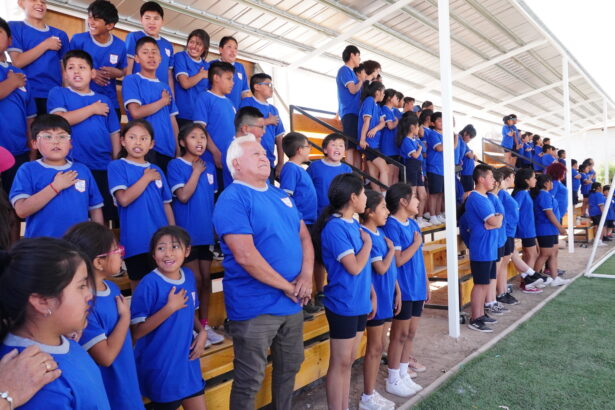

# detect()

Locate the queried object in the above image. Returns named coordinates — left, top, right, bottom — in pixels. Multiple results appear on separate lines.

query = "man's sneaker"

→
left=429, top=215, right=442, bottom=226
left=533, top=272, right=552, bottom=287
left=385, top=377, right=417, bottom=397
left=359, top=390, right=395, bottom=410
left=523, top=274, right=541, bottom=289
left=401, top=374, right=423, bottom=392
left=467, top=318, right=493, bottom=333
left=520, top=281, right=544, bottom=294
left=497, top=293, right=520, bottom=305
left=478, top=314, right=497, bottom=324
left=597, top=240, right=607, bottom=247
left=550, top=276, right=571, bottom=286
left=417, top=217, right=432, bottom=228
left=205, top=325, right=225, bottom=345
left=303, top=310, right=314, bottom=321
left=603, top=236, right=612, bottom=242
left=314, top=292, right=325, bottom=308
left=485, top=304, right=506, bottom=316
left=212, top=243, right=224, bottom=260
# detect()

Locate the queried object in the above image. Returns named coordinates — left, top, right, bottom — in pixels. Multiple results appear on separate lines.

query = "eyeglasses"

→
left=255, top=82, right=273, bottom=88
left=247, top=124, right=265, bottom=129
left=96, top=244, right=125, bottom=259
left=37, top=134, right=71, bottom=142
left=301, top=145, right=310, bottom=149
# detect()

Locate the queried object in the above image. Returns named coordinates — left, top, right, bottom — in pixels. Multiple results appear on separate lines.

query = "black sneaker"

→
left=603, top=237, right=612, bottom=242
left=478, top=314, right=498, bottom=324
left=484, top=304, right=505, bottom=316
left=303, top=302, right=322, bottom=314
left=303, top=310, right=314, bottom=321
left=497, top=293, right=520, bottom=305
left=314, top=292, right=325, bottom=308
left=468, top=319, right=493, bottom=333
left=523, top=273, right=540, bottom=287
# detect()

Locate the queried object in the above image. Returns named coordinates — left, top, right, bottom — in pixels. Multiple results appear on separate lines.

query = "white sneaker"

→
left=423, top=212, right=431, bottom=219
left=401, top=374, right=423, bottom=392
left=541, top=276, right=553, bottom=287
left=420, top=217, right=433, bottom=227
left=429, top=216, right=441, bottom=226
left=205, top=325, right=225, bottom=344
left=437, top=214, right=446, bottom=222
left=386, top=377, right=416, bottom=397
left=550, top=276, right=570, bottom=287
left=597, top=240, right=607, bottom=247
left=359, top=391, right=395, bottom=410
left=205, top=338, right=212, bottom=349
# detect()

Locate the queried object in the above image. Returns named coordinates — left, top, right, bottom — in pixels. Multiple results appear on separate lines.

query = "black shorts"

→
left=176, top=117, right=193, bottom=129
left=427, top=172, right=444, bottom=194
left=366, top=317, right=393, bottom=327
left=325, top=308, right=367, bottom=339
left=91, top=169, right=119, bottom=223
left=591, top=216, right=601, bottom=226
left=185, top=244, right=213, bottom=263
left=461, top=175, right=474, bottom=192
left=537, top=235, right=558, bottom=248
left=394, top=300, right=424, bottom=320
left=405, top=160, right=422, bottom=187
left=521, top=237, right=537, bottom=248
left=583, top=193, right=591, bottom=199
left=572, top=191, right=579, bottom=206
left=124, top=253, right=153, bottom=281
left=470, top=260, right=496, bottom=285
left=497, top=246, right=504, bottom=261
left=364, top=147, right=380, bottom=162
left=608, top=220, right=615, bottom=228
left=341, top=114, right=358, bottom=149
left=34, top=98, right=47, bottom=115
left=145, top=388, right=205, bottom=410
left=504, top=237, right=515, bottom=256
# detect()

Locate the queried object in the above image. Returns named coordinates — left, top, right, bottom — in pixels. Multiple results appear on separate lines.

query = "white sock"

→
left=388, top=368, right=400, bottom=382
left=361, top=392, right=374, bottom=402
left=399, top=362, right=409, bottom=376
left=485, top=301, right=496, bottom=307
left=522, top=268, right=535, bottom=277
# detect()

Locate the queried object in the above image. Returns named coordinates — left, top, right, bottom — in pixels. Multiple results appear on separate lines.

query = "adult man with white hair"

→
left=212, top=135, right=314, bottom=410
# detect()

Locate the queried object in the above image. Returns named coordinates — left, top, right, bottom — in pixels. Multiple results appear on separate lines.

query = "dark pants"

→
left=228, top=311, right=304, bottom=410
left=91, top=169, right=119, bottom=225
left=35, top=98, right=47, bottom=115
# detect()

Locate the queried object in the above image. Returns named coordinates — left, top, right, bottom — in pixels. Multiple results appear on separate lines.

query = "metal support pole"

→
left=604, top=99, right=609, bottom=183
left=562, top=56, right=574, bottom=254
left=438, top=0, right=460, bottom=338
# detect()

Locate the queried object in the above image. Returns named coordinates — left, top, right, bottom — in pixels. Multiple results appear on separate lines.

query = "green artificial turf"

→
left=415, top=273, right=615, bottom=410
left=593, top=250, right=615, bottom=276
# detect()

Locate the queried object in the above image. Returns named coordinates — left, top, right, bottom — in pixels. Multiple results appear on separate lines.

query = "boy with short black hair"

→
left=122, top=36, right=179, bottom=173
left=125, top=1, right=174, bottom=89
left=239, top=73, right=285, bottom=178
left=0, top=17, right=36, bottom=194
left=47, top=49, right=120, bottom=223
left=571, top=159, right=581, bottom=206
left=8, top=0, right=70, bottom=114
left=336, top=45, right=364, bottom=168
left=210, top=36, right=251, bottom=108
left=464, top=164, right=502, bottom=333
left=557, top=149, right=566, bottom=166
left=403, top=96, right=415, bottom=113
left=69, top=0, right=127, bottom=118
left=541, top=144, right=557, bottom=168
left=9, top=114, right=103, bottom=238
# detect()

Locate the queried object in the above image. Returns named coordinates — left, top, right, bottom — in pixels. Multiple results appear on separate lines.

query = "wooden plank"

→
left=292, top=113, right=341, bottom=135
left=205, top=380, right=233, bottom=410
left=302, top=311, right=329, bottom=341
left=207, top=291, right=227, bottom=328
left=201, top=342, right=234, bottom=380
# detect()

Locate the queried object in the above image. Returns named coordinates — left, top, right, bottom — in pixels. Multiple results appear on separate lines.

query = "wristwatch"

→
left=0, top=391, right=13, bottom=410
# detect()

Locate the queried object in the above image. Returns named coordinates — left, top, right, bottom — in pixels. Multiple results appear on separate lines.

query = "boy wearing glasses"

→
left=239, top=73, right=286, bottom=179
left=10, top=114, right=104, bottom=238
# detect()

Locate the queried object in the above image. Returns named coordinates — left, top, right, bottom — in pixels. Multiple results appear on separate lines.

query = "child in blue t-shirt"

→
left=463, top=165, right=502, bottom=332
left=603, top=185, right=615, bottom=240
left=123, top=36, right=179, bottom=172
left=359, top=190, right=399, bottom=408
left=358, top=81, right=388, bottom=191
left=48, top=50, right=121, bottom=223
left=541, top=144, right=557, bottom=168
left=459, top=125, right=477, bottom=196
left=0, top=17, right=36, bottom=194
left=69, top=0, right=127, bottom=117
left=0, top=237, right=110, bottom=409
left=571, top=159, right=581, bottom=205
left=63, top=222, right=144, bottom=410
left=336, top=45, right=364, bottom=168
left=280, top=132, right=318, bottom=226
left=126, top=1, right=174, bottom=88
left=379, top=89, right=401, bottom=185
left=210, top=36, right=251, bottom=108
left=531, top=174, right=567, bottom=286
left=312, top=173, right=374, bottom=410
left=8, top=0, right=69, bottom=114
left=588, top=182, right=606, bottom=238
left=166, top=123, right=224, bottom=347
left=173, top=29, right=210, bottom=127
left=131, top=226, right=206, bottom=408
left=580, top=162, right=594, bottom=217
left=426, top=112, right=446, bottom=225
left=383, top=183, right=427, bottom=396
left=532, top=135, right=543, bottom=171
left=501, top=115, right=517, bottom=166
left=108, top=119, right=174, bottom=286
left=10, top=114, right=104, bottom=238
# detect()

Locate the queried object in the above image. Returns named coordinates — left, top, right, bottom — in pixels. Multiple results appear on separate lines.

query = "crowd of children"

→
left=0, top=1, right=611, bottom=409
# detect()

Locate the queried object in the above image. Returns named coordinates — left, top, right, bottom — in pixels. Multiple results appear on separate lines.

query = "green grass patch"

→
left=415, top=277, right=615, bottom=410
left=593, top=250, right=615, bottom=275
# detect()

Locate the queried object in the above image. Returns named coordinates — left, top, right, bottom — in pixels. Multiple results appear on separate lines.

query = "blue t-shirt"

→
left=361, top=226, right=397, bottom=320
left=130, top=269, right=204, bottom=403
left=379, top=105, right=398, bottom=156
left=426, top=129, right=443, bottom=175
left=209, top=59, right=250, bottom=108
left=306, top=159, right=353, bottom=216
left=383, top=216, right=427, bottom=301
left=238, top=97, right=285, bottom=167
left=572, top=168, right=581, bottom=192
left=400, top=136, right=418, bottom=160
left=7, top=21, right=69, bottom=98
left=498, top=189, right=519, bottom=238
left=173, top=51, right=209, bottom=120
left=80, top=281, right=143, bottom=410
left=193, top=91, right=237, bottom=186
left=0, top=334, right=110, bottom=409
left=488, top=192, right=507, bottom=247
left=588, top=191, right=605, bottom=218
left=10, top=160, right=103, bottom=238
left=280, top=161, right=318, bottom=225
left=0, top=62, right=36, bottom=155
left=321, top=216, right=372, bottom=316
left=542, top=153, right=556, bottom=168
left=47, top=87, right=120, bottom=170
left=122, top=73, right=179, bottom=158
left=454, top=137, right=464, bottom=166
left=459, top=138, right=475, bottom=176
left=607, top=196, right=615, bottom=221
left=213, top=181, right=304, bottom=320
left=464, top=191, right=498, bottom=261
left=108, top=158, right=172, bottom=257
left=167, top=157, right=216, bottom=246
left=580, top=172, right=592, bottom=195
left=358, top=96, right=383, bottom=149
left=336, top=65, right=360, bottom=117
left=551, top=180, right=568, bottom=220
left=533, top=190, right=558, bottom=236
left=513, top=190, right=536, bottom=239
left=126, top=31, right=174, bottom=84
left=533, top=145, right=543, bottom=171
left=69, top=32, right=127, bottom=109
left=501, top=125, right=515, bottom=149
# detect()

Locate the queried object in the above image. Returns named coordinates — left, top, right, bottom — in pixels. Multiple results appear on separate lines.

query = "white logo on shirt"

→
left=155, top=179, right=162, bottom=189
left=191, top=291, right=197, bottom=307
left=74, top=179, right=86, bottom=192
left=109, top=54, right=118, bottom=65
left=165, top=48, right=171, bottom=57
left=237, top=72, right=243, bottom=80
left=207, top=173, right=214, bottom=185
left=281, top=197, right=293, bottom=208
left=19, top=86, right=27, bottom=93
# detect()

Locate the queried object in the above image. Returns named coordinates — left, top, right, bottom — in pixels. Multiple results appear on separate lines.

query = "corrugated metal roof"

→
left=46, top=0, right=613, bottom=136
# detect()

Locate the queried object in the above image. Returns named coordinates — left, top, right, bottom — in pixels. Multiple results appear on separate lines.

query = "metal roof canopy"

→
left=47, top=0, right=614, bottom=136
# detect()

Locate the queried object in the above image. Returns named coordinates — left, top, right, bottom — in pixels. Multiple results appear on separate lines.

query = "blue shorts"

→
left=325, top=308, right=367, bottom=339
left=470, top=260, right=496, bottom=285
left=427, top=172, right=444, bottom=194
